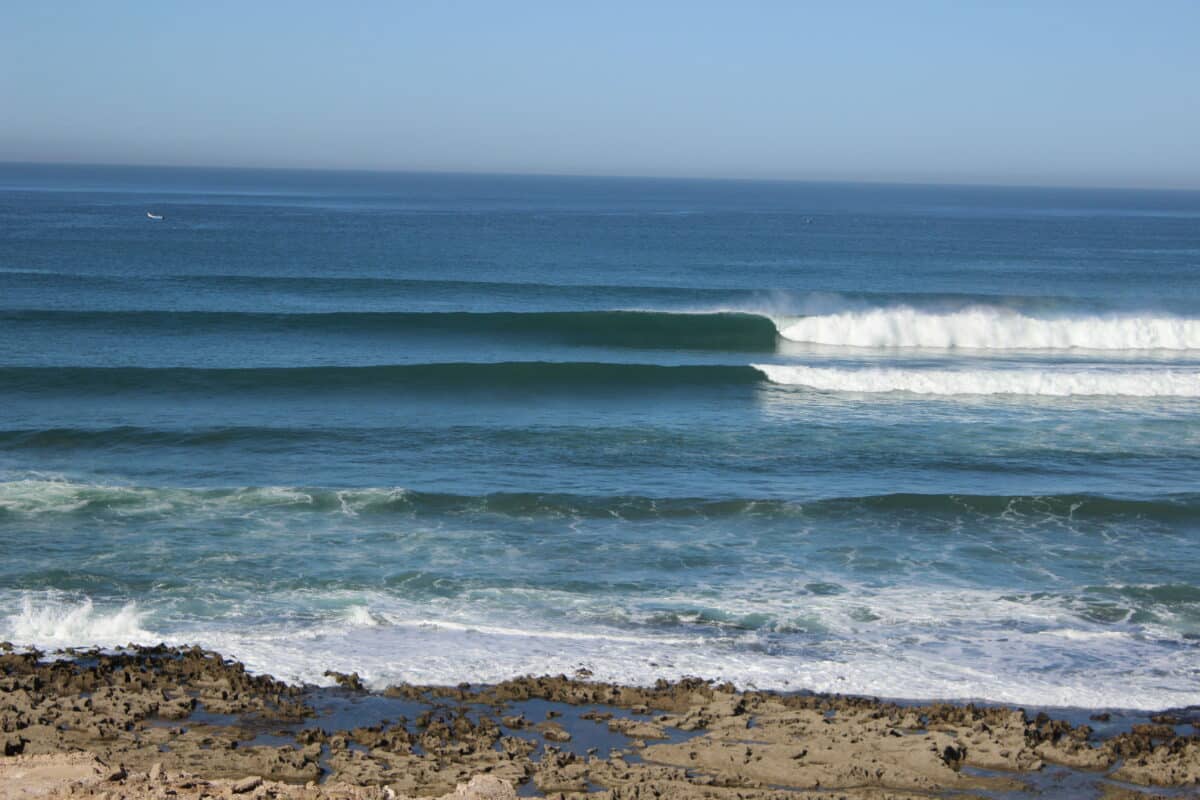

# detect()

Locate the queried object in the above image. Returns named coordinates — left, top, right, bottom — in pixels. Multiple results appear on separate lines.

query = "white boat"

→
left=146, top=211, right=164, bottom=220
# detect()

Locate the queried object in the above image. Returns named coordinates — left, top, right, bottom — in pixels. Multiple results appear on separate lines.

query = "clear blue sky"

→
left=3, top=1, right=1198, bottom=188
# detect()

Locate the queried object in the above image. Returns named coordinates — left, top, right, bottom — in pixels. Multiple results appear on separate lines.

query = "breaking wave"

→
left=2, top=594, right=153, bottom=647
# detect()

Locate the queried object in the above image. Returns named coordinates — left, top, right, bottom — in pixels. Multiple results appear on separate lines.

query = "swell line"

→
left=0, top=362, right=764, bottom=394
left=1, top=479, right=1195, bottom=522
left=0, top=270, right=743, bottom=299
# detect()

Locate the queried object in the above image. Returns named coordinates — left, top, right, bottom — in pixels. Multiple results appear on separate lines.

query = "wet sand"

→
left=2, top=644, right=1198, bottom=798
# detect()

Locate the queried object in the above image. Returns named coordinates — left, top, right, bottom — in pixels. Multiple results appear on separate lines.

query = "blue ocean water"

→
left=1, top=163, right=1198, bottom=709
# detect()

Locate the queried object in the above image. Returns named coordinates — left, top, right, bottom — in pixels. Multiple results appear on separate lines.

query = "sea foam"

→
left=776, top=307, right=1200, bottom=350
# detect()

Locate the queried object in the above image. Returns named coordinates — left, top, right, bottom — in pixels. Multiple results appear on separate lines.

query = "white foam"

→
left=753, top=364, right=1200, bottom=397
left=5, top=586, right=1196, bottom=709
left=776, top=307, right=1200, bottom=351
left=3, top=594, right=154, bottom=647
left=1038, top=629, right=1131, bottom=641
left=134, top=583, right=1199, bottom=710
left=0, top=478, right=120, bottom=514
left=342, top=605, right=380, bottom=627
left=167, top=616, right=1195, bottom=710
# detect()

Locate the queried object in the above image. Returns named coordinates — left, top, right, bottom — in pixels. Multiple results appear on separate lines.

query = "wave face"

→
left=2, top=309, right=779, bottom=352
left=778, top=307, right=1200, bottom=350
left=754, top=364, right=1200, bottom=396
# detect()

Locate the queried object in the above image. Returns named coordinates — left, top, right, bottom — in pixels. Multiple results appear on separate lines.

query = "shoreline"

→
left=3, top=645, right=1199, bottom=798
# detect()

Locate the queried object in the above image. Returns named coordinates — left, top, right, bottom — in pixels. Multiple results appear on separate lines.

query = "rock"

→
left=607, top=717, right=668, bottom=740
left=232, top=775, right=264, bottom=793
left=148, top=761, right=164, bottom=782
left=536, top=721, right=571, bottom=742
left=1150, top=713, right=1183, bottom=725
left=324, top=670, right=366, bottom=692
left=1132, top=724, right=1178, bottom=739
left=452, top=774, right=517, bottom=799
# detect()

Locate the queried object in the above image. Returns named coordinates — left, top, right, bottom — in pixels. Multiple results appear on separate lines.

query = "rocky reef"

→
left=2, top=644, right=1198, bottom=798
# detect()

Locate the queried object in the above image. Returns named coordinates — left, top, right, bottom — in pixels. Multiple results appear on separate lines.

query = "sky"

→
left=3, top=1, right=1199, bottom=188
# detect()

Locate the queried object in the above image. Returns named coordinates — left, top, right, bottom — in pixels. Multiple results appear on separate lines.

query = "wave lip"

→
left=777, top=306, right=1200, bottom=351
left=754, top=364, right=1200, bottom=397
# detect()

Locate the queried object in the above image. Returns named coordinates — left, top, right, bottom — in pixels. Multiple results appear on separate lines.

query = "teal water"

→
left=1, top=163, right=1199, bottom=709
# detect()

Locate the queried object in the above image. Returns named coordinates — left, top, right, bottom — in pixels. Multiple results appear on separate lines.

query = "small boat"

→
left=146, top=211, right=164, bottom=220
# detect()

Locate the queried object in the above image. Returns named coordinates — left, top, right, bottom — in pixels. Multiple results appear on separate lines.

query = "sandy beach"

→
left=2, top=644, right=1198, bottom=799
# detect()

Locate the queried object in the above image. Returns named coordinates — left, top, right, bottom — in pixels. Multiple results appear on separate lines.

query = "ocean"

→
left=1, top=163, right=1198, bottom=711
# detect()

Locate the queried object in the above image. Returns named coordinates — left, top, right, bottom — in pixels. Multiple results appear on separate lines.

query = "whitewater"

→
left=774, top=306, right=1200, bottom=351
left=5, top=582, right=1198, bottom=710
left=753, top=364, right=1200, bottom=396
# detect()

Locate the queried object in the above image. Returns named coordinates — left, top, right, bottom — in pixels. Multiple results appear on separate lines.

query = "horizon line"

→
left=2, top=158, right=1199, bottom=195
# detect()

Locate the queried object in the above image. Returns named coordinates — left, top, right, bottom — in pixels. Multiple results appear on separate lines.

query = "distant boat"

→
left=146, top=211, right=164, bottom=220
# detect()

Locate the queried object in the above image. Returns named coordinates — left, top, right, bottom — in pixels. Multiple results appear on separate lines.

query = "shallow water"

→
left=1, top=164, right=1199, bottom=709
left=154, top=683, right=1200, bottom=799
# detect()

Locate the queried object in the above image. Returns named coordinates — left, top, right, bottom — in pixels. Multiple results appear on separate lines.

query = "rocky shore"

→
left=2, top=644, right=1198, bottom=799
